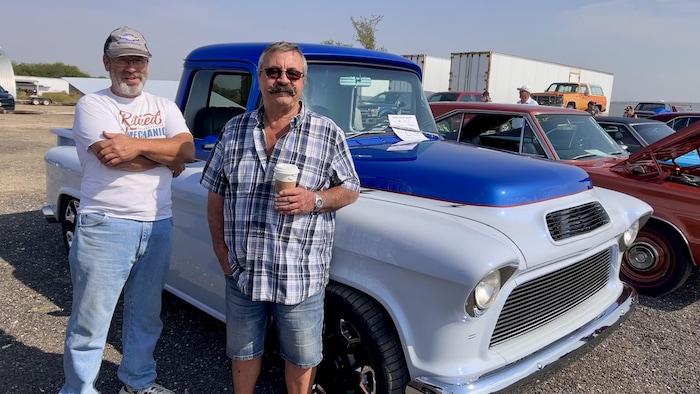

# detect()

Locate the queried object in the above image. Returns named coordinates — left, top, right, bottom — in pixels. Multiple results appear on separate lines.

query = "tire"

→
left=566, top=103, right=576, bottom=109
left=621, top=221, right=694, bottom=296
left=31, top=98, right=40, bottom=105
left=42, top=99, right=51, bottom=105
left=60, top=197, right=79, bottom=254
left=316, top=282, right=410, bottom=394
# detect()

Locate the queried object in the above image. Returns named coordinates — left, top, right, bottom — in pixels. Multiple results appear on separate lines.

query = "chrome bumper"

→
left=406, top=283, right=637, bottom=394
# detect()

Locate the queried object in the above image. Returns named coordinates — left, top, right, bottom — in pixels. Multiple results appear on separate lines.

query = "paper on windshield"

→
left=389, top=114, right=428, bottom=143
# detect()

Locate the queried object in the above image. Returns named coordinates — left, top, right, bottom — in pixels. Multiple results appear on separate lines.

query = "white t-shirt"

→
left=516, top=97, right=539, bottom=105
left=72, top=88, right=190, bottom=220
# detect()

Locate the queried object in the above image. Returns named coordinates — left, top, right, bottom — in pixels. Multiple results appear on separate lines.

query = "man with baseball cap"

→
left=59, top=26, right=194, bottom=394
left=516, top=85, right=539, bottom=105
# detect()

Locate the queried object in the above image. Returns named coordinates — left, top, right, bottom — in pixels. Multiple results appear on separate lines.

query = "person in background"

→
left=60, top=26, right=194, bottom=394
left=200, top=41, right=361, bottom=394
left=624, top=106, right=638, bottom=118
left=586, top=100, right=602, bottom=116
left=516, top=85, right=539, bottom=105
left=481, top=90, right=492, bottom=102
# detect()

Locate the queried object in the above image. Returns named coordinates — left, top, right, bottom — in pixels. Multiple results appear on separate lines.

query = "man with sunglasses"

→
left=60, top=26, right=194, bottom=394
left=201, top=41, right=360, bottom=394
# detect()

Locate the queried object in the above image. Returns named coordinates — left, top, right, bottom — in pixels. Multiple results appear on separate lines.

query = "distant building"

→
left=15, top=76, right=69, bottom=95
left=0, top=47, right=16, bottom=97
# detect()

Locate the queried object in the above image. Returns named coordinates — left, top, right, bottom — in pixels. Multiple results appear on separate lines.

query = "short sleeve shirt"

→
left=72, top=89, right=190, bottom=220
left=200, top=103, right=360, bottom=304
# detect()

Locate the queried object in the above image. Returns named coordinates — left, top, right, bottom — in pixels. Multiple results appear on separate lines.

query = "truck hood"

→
left=349, top=137, right=592, bottom=207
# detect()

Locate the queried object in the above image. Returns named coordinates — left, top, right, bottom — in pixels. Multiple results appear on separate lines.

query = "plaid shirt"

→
left=200, top=103, right=360, bottom=304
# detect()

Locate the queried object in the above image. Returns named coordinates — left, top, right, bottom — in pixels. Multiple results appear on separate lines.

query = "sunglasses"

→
left=262, top=67, right=304, bottom=81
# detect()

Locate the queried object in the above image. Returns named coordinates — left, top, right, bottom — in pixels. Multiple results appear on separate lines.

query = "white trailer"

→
left=15, top=76, right=70, bottom=105
left=402, top=54, right=450, bottom=95
left=449, top=51, right=614, bottom=111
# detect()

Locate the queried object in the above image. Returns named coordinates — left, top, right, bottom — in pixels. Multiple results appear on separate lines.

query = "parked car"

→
left=649, top=112, right=700, bottom=131
left=0, top=84, right=15, bottom=111
left=633, top=101, right=684, bottom=118
left=427, top=91, right=483, bottom=102
left=358, top=90, right=413, bottom=126
left=431, top=101, right=700, bottom=295
left=594, top=116, right=700, bottom=167
left=594, top=116, right=676, bottom=153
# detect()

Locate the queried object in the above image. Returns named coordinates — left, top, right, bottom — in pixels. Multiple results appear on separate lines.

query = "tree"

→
left=321, top=39, right=352, bottom=47
left=322, top=14, right=387, bottom=51
left=351, top=15, right=386, bottom=51
left=11, top=62, right=91, bottom=78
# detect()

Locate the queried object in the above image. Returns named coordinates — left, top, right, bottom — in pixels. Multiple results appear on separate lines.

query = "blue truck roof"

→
left=184, top=42, right=422, bottom=76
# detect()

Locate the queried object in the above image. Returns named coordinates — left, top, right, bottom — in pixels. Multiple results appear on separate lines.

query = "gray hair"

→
left=258, top=41, right=308, bottom=74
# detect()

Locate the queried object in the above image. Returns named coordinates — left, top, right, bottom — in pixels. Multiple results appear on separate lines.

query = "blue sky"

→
left=2, top=0, right=699, bottom=102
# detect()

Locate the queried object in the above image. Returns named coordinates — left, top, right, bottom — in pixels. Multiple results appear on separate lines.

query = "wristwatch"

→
left=313, top=192, right=323, bottom=212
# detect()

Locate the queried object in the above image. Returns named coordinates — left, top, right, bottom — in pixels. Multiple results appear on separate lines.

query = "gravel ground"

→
left=1, top=107, right=700, bottom=393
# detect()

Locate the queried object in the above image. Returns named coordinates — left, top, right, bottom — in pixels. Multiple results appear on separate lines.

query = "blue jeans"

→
left=225, top=277, right=324, bottom=368
left=60, top=213, right=172, bottom=394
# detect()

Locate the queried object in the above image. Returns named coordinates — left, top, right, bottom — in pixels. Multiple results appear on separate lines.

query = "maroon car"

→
left=428, top=91, right=483, bottom=103
left=649, top=111, right=700, bottom=131
left=431, top=101, right=700, bottom=295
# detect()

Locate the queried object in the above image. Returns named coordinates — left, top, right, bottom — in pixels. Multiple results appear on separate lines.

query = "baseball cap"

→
left=103, top=26, right=152, bottom=58
left=517, top=85, right=532, bottom=93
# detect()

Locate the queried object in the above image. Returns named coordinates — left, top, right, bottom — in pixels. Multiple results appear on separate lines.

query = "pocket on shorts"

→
left=77, top=212, right=109, bottom=227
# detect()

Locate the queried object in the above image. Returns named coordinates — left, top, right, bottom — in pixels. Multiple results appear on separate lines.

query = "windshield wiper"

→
left=570, top=153, right=597, bottom=160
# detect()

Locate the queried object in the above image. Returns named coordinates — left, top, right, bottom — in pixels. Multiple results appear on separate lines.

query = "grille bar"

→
left=490, top=248, right=612, bottom=347
left=546, top=202, right=610, bottom=241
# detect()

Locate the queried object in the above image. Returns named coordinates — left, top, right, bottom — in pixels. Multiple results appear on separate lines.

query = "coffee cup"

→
left=274, top=163, right=299, bottom=205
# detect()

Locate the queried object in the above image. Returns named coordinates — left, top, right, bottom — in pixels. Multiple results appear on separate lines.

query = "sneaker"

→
left=119, top=383, right=174, bottom=394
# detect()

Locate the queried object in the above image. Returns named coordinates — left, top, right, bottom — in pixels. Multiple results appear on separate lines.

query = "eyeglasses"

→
left=262, top=67, right=304, bottom=81
left=111, top=57, right=148, bottom=67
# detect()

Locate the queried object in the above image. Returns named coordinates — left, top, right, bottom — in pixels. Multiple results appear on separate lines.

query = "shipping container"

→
left=449, top=51, right=614, bottom=112
left=403, top=54, right=451, bottom=95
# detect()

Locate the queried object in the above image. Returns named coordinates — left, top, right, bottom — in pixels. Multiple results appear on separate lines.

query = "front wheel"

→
left=61, top=197, right=79, bottom=254
left=316, top=283, right=410, bottom=394
left=621, top=221, right=694, bottom=295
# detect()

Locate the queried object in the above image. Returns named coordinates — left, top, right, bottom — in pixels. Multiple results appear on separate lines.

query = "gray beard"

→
left=110, top=72, right=146, bottom=97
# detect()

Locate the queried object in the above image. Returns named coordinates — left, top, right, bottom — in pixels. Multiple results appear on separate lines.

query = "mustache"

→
left=268, top=83, right=296, bottom=95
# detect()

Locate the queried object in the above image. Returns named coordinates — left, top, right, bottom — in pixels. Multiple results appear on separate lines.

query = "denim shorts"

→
left=225, top=277, right=324, bottom=368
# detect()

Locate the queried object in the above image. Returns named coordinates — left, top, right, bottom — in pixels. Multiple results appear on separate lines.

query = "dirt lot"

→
left=1, top=105, right=700, bottom=393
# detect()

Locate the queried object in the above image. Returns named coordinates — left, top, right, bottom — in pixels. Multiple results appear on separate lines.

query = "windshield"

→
left=536, top=114, right=626, bottom=160
left=632, top=123, right=676, bottom=145
left=302, top=63, right=437, bottom=135
left=546, top=83, right=578, bottom=93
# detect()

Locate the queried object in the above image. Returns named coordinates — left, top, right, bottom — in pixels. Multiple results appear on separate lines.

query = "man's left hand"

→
left=275, top=188, right=316, bottom=215
left=96, top=131, right=141, bottom=166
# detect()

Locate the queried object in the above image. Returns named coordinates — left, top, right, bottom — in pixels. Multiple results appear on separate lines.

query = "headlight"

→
left=466, top=267, right=516, bottom=318
left=368, top=108, right=379, bottom=117
left=475, top=270, right=500, bottom=309
left=619, top=220, right=641, bottom=251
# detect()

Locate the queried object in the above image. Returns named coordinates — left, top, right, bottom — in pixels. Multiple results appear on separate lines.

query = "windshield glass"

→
left=302, top=63, right=437, bottom=135
left=633, top=123, right=676, bottom=145
left=535, top=114, right=626, bottom=160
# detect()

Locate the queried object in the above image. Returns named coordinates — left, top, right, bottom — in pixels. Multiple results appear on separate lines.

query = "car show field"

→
left=3, top=106, right=700, bottom=393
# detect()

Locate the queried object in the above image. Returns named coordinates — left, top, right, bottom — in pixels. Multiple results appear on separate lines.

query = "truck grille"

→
left=546, top=202, right=610, bottom=241
left=531, top=94, right=563, bottom=107
left=490, top=248, right=612, bottom=347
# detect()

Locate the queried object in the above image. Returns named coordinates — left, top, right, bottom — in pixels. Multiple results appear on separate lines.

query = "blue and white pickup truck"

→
left=43, top=43, right=652, bottom=394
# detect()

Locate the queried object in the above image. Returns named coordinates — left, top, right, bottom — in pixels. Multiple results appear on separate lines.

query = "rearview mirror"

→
left=339, top=76, right=372, bottom=87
